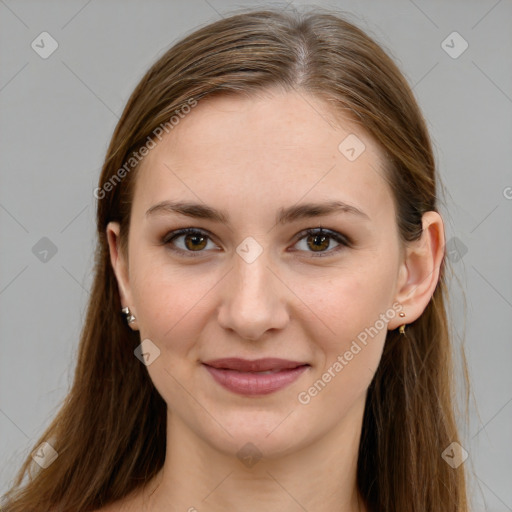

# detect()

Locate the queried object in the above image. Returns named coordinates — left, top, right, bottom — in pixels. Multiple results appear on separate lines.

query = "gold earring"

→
left=398, top=311, right=406, bottom=335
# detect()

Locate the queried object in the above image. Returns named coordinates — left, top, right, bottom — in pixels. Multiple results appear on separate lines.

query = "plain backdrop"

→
left=1, top=1, right=511, bottom=510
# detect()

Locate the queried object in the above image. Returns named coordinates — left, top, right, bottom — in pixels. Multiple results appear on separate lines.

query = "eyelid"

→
left=288, top=227, right=351, bottom=257
left=161, top=227, right=220, bottom=257
left=293, top=227, right=351, bottom=247
left=161, top=227, right=216, bottom=245
left=162, top=226, right=350, bottom=257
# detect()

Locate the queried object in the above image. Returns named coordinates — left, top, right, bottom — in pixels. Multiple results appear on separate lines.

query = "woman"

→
left=2, top=6, right=469, bottom=512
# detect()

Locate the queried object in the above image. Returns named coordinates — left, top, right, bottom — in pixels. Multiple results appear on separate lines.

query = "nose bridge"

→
left=217, top=245, right=288, bottom=340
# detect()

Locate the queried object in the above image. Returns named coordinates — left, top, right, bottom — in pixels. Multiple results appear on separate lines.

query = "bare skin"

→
left=101, top=87, right=444, bottom=512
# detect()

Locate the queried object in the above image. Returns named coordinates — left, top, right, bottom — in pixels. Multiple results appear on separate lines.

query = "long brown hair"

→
left=2, top=6, right=469, bottom=511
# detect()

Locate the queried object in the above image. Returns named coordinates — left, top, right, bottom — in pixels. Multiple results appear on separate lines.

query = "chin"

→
left=194, top=409, right=315, bottom=462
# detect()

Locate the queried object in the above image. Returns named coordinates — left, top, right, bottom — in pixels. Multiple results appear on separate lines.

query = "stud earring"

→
left=398, top=311, right=406, bottom=335
left=121, top=306, right=136, bottom=325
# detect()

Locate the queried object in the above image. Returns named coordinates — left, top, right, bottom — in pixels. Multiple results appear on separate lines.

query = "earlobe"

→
left=389, top=211, right=445, bottom=330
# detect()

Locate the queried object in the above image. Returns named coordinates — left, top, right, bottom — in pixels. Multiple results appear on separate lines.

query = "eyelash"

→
left=161, top=227, right=351, bottom=258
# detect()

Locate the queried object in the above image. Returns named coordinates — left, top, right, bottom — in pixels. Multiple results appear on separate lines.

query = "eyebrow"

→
left=145, top=200, right=370, bottom=224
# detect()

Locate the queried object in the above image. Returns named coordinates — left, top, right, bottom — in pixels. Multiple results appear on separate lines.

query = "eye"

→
left=162, top=228, right=218, bottom=257
left=291, top=227, right=350, bottom=257
left=161, top=226, right=350, bottom=258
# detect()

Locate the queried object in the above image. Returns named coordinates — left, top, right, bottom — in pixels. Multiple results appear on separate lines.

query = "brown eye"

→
left=306, top=232, right=330, bottom=252
left=183, top=233, right=208, bottom=251
left=162, top=228, right=217, bottom=256
left=293, top=228, right=349, bottom=257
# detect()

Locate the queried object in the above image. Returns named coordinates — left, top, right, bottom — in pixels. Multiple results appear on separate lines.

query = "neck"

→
left=140, top=395, right=368, bottom=512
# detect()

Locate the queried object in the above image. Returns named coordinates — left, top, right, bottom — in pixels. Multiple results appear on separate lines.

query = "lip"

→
left=202, top=357, right=308, bottom=372
left=202, top=358, right=310, bottom=396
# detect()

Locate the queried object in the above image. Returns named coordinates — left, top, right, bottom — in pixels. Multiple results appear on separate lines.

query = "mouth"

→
left=201, top=358, right=310, bottom=396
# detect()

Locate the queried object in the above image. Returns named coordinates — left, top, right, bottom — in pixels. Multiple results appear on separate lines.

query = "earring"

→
left=121, top=306, right=136, bottom=325
left=398, top=311, right=406, bottom=335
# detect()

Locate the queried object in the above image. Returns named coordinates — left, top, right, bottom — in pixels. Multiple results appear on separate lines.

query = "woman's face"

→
left=108, top=89, right=409, bottom=458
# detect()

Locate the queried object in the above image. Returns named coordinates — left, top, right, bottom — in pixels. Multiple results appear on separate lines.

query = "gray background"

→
left=0, top=0, right=511, bottom=510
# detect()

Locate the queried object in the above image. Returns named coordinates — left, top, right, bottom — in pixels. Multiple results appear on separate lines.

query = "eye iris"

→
left=184, top=233, right=207, bottom=251
left=307, top=233, right=330, bottom=252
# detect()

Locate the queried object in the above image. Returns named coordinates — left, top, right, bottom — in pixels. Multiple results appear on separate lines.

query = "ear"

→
left=388, top=211, right=445, bottom=330
left=106, top=221, right=138, bottom=330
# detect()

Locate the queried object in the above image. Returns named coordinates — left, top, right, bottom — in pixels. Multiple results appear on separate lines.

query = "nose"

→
left=216, top=249, right=289, bottom=341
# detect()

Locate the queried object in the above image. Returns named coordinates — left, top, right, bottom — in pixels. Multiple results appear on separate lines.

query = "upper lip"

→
left=202, top=358, right=309, bottom=372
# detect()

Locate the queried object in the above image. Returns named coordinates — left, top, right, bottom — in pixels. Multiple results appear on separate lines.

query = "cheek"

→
left=129, top=252, right=220, bottom=351
left=296, top=271, right=391, bottom=413
left=293, top=256, right=397, bottom=406
left=299, top=258, right=397, bottom=351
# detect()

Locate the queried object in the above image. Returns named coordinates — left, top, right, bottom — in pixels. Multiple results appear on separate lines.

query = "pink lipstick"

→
left=202, top=357, right=310, bottom=396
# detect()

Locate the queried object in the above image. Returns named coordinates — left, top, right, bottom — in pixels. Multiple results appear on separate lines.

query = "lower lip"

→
left=203, top=364, right=309, bottom=396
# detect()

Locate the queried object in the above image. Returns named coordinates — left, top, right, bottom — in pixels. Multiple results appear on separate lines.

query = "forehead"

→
left=132, top=89, right=395, bottom=225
